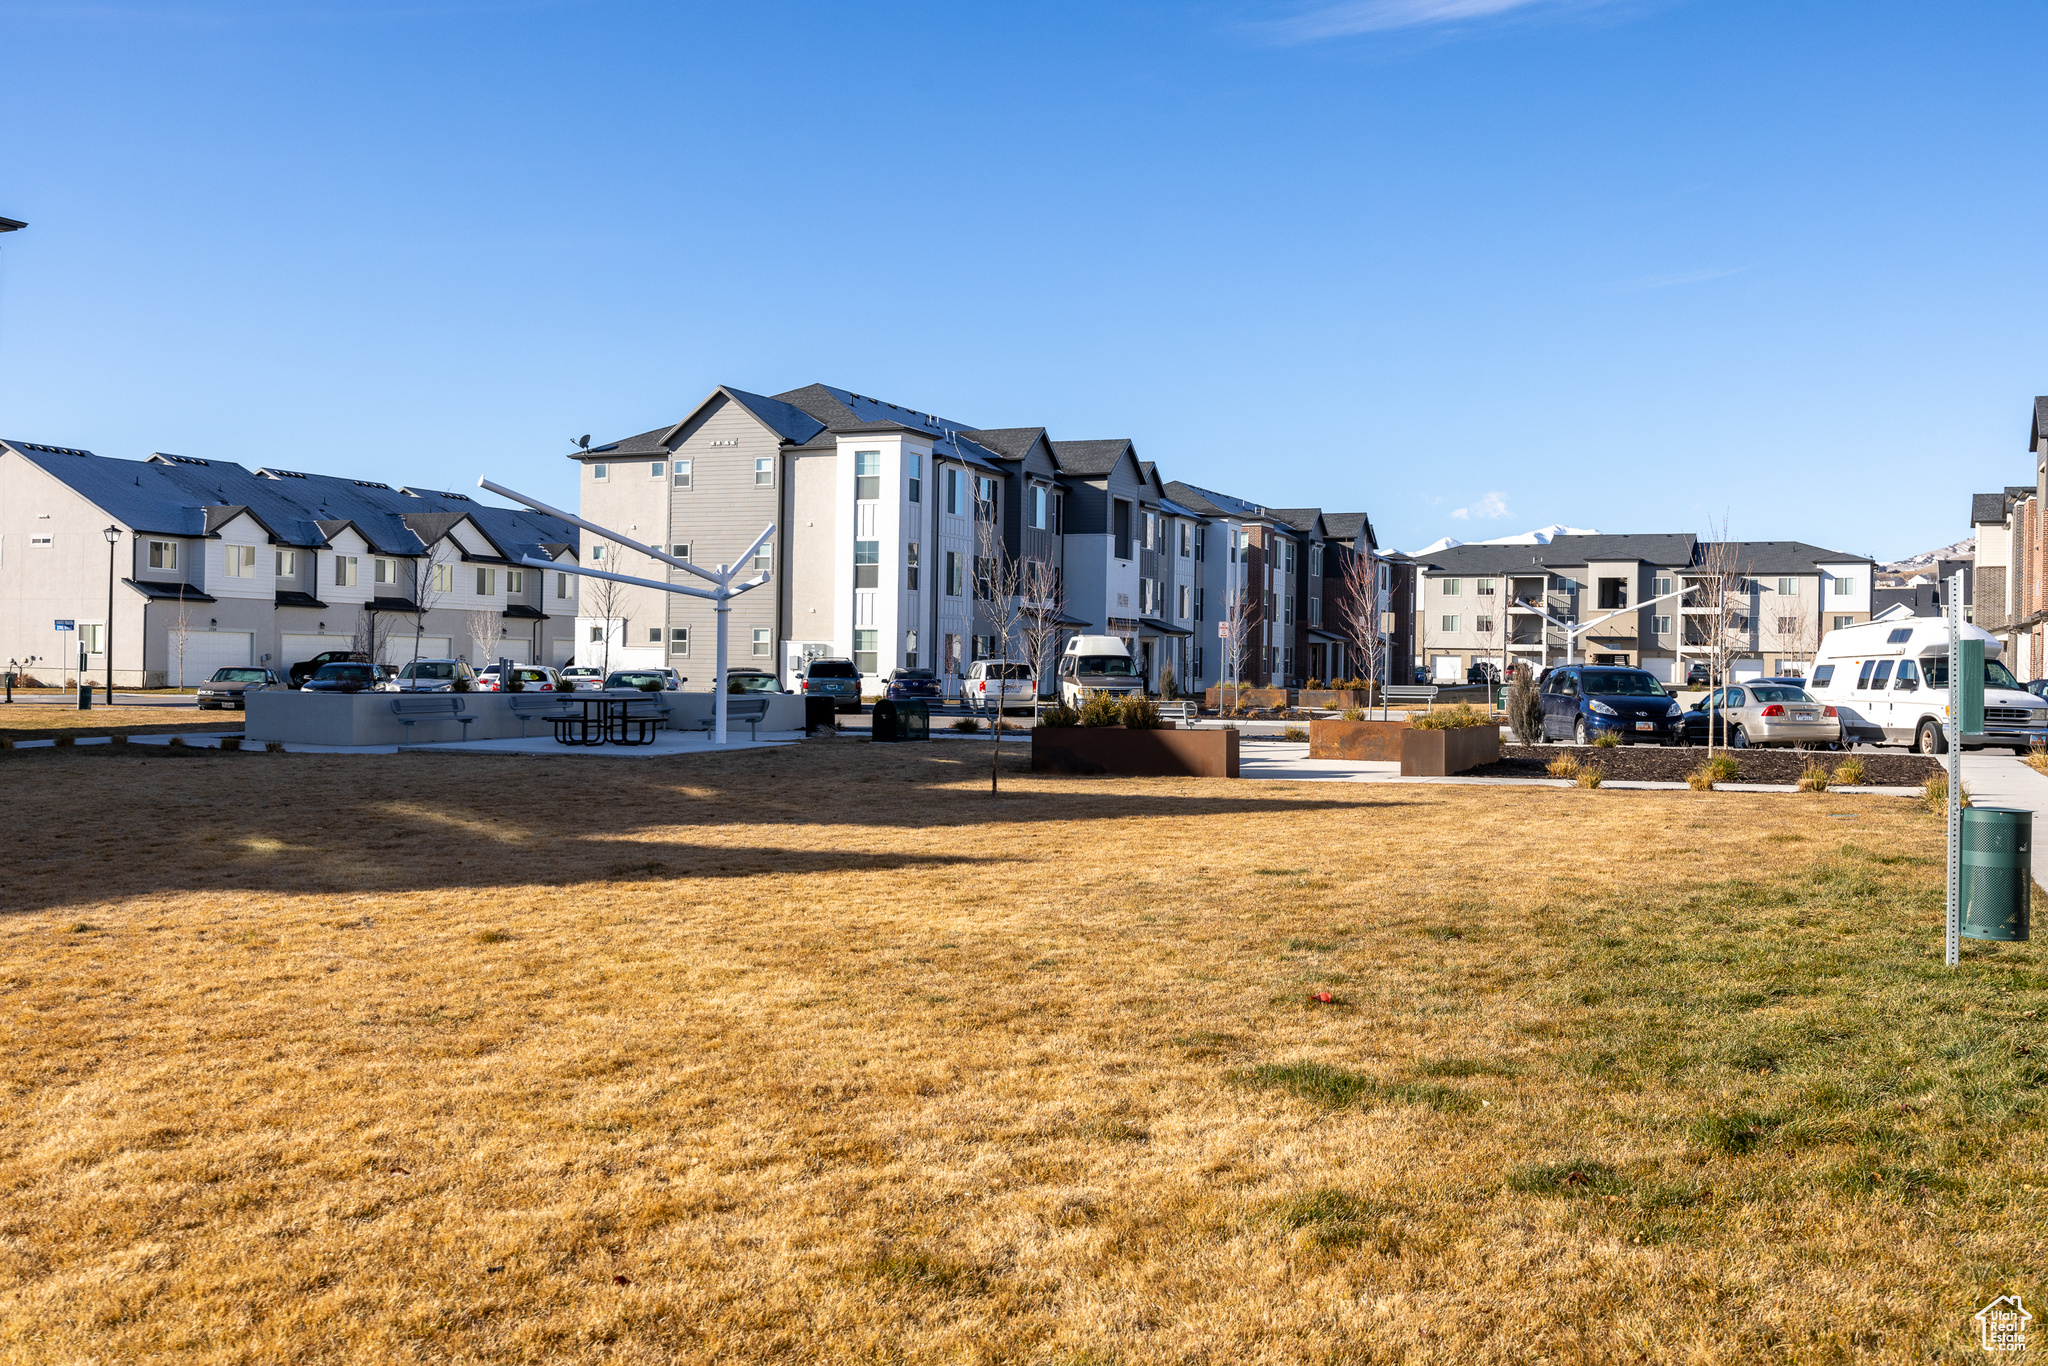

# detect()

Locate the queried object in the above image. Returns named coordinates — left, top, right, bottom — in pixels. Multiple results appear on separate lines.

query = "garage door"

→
left=182, top=631, right=253, bottom=681
left=382, top=636, right=452, bottom=665
left=549, top=637, right=574, bottom=667
left=282, top=632, right=354, bottom=670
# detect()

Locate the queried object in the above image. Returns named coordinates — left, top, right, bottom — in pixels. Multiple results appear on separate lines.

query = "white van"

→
left=1807, top=618, right=2048, bottom=753
left=1057, top=634, right=1145, bottom=709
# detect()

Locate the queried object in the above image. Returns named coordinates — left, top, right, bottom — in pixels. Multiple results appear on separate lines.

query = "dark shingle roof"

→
left=2033, top=397, right=2048, bottom=450
left=1411, top=534, right=1699, bottom=574
left=1716, top=540, right=1874, bottom=574
left=1165, top=480, right=1267, bottom=520
left=1049, top=439, right=1135, bottom=478
left=1323, top=512, right=1371, bottom=543
left=1974, top=492, right=2011, bottom=524
left=1267, top=507, right=1323, bottom=534
left=959, top=428, right=1046, bottom=461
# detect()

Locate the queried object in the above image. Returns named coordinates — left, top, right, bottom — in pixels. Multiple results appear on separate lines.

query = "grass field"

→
left=0, top=702, right=242, bottom=743
left=1, top=740, right=2042, bottom=1363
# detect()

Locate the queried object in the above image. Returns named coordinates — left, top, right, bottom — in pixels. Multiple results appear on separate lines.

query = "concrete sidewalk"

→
left=1948, top=755, right=2048, bottom=890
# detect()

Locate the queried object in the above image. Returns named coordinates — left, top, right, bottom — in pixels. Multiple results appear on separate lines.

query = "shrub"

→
left=54, top=736, right=76, bottom=748
left=1795, top=762, right=1829, bottom=793
left=1284, top=725, right=1309, bottom=742
left=1921, top=773, right=1971, bottom=813
left=1546, top=752, right=1581, bottom=780
left=1688, top=753, right=1736, bottom=791
left=451, top=678, right=472, bottom=693
left=1411, top=703, right=1493, bottom=731
left=951, top=716, right=982, bottom=733
left=1340, top=707, right=1366, bottom=722
left=1576, top=766, right=1603, bottom=789
left=1505, top=666, right=1543, bottom=745
left=265, top=740, right=286, bottom=753
left=1832, top=756, right=1866, bottom=786
left=1079, top=692, right=1125, bottom=727
left=2027, top=744, right=2048, bottom=777
left=1305, top=677, right=1323, bottom=690
left=1038, top=701, right=1080, bottom=728
left=1121, top=695, right=1164, bottom=729
left=1592, top=731, right=1620, bottom=748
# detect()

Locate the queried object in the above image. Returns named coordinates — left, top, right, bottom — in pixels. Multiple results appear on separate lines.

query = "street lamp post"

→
left=103, top=525, right=120, bottom=705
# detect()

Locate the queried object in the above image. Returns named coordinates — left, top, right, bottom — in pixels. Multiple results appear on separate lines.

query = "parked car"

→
left=966, top=660, right=1036, bottom=714
left=1538, top=665, right=1683, bottom=745
left=557, top=666, right=604, bottom=691
left=800, top=657, right=864, bottom=714
left=302, top=661, right=384, bottom=693
left=196, top=666, right=280, bottom=709
left=289, top=650, right=368, bottom=688
left=2027, top=679, right=2048, bottom=701
left=474, top=664, right=561, bottom=692
left=1676, top=683, right=1842, bottom=749
left=884, top=667, right=941, bottom=702
left=377, top=659, right=476, bottom=692
left=1808, top=617, right=2048, bottom=753
left=1056, top=635, right=1143, bottom=709
left=725, top=669, right=785, bottom=694
left=1466, top=662, right=1500, bottom=686
left=1685, top=662, right=1712, bottom=688
left=605, top=669, right=683, bottom=692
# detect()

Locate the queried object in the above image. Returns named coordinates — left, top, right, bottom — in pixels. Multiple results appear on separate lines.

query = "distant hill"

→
left=1882, top=537, right=1973, bottom=574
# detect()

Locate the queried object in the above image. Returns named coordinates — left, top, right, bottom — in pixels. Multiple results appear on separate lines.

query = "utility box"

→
left=871, top=698, right=929, bottom=743
left=1961, top=805, right=2032, bottom=942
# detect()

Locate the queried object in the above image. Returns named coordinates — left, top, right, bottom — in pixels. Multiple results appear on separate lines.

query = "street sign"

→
left=1217, top=621, right=1230, bottom=638
left=53, top=619, right=74, bottom=631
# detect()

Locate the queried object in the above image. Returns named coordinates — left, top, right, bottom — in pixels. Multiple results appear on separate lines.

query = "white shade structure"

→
left=478, top=477, right=772, bottom=745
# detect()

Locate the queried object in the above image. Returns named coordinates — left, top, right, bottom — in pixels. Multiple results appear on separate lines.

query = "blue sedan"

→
left=884, top=668, right=941, bottom=702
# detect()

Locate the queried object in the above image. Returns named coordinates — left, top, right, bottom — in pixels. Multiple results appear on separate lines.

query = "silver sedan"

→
left=1680, top=683, right=1842, bottom=749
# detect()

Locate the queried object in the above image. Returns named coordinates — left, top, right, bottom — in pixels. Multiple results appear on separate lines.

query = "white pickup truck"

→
left=1056, top=634, right=1146, bottom=710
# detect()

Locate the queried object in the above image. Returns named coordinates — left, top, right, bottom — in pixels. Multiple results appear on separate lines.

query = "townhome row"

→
left=572, top=382, right=1385, bottom=694
left=0, top=440, right=579, bottom=685
left=1967, top=396, right=2048, bottom=677
left=1391, top=533, right=1875, bottom=683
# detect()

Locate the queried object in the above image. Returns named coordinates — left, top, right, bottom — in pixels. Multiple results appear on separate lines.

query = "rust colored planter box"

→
left=1309, top=718, right=1411, bottom=761
left=1299, top=688, right=1377, bottom=710
left=1206, top=686, right=1291, bottom=711
left=1398, top=725, right=1501, bottom=777
left=1032, top=726, right=1240, bottom=778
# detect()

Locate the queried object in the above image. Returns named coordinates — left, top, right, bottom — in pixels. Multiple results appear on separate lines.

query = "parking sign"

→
left=54, top=619, right=74, bottom=631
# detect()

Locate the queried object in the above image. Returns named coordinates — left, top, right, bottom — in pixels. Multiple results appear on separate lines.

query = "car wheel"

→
left=1731, top=726, right=1749, bottom=749
left=1914, top=719, right=1948, bottom=755
left=1573, top=718, right=1589, bottom=746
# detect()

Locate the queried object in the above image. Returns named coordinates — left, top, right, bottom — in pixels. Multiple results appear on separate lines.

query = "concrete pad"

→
left=401, top=730, right=804, bottom=758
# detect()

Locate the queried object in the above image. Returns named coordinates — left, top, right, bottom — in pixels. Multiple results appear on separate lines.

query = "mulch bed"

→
left=1467, top=743, right=1944, bottom=786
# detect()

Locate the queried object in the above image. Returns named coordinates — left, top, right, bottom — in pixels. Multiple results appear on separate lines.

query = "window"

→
left=1597, top=578, right=1628, bottom=610
left=855, top=450, right=881, bottom=501
left=80, top=623, right=103, bottom=653
left=1777, top=577, right=1796, bottom=596
left=854, top=628, right=878, bottom=674
left=1476, top=578, right=1495, bottom=595
left=1833, top=576, right=1855, bottom=597
left=476, top=568, right=496, bottom=595
left=975, top=476, right=997, bottom=521
left=1810, top=664, right=1835, bottom=689
left=432, top=563, right=453, bottom=593
left=1193, top=647, right=1204, bottom=675
left=1653, top=576, right=1673, bottom=597
left=276, top=550, right=298, bottom=577
left=671, top=543, right=691, bottom=561
left=374, top=557, right=396, bottom=584
left=556, top=572, right=571, bottom=599
left=754, top=457, right=774, bottom=487
left=1777, top=616, right=1797, bottom=634
left=223, top=545, right=257, bottom=578
left=1283, top=597, right=1293, bottom=626
left=1142, top=512, right=1156, bottom=551
left=669, top=627, right=689, bottom=656
left=1283, top=541, right=1295, bottom=574
left=972, top=634, right=996, bottom=661
left=1180, top=523, right=1192, bottom=557
left=1442, top=615, right=1460, bottom=632
left=751, top=627, right=770, bottom=657
left=945, top=468, right=963, bottom=515
left=29, top=535, right=52, bottom=548
left=1310, top=597, right=1322, bottom=627
left=590, top=545, right=605, bottom=561
left=1179, top=584, right=1190, bottom=620
left=907, top=453, right=921, bottom=504
left=1855, top=659, right=1875, bottom=689
left=592, top=464, right=608, bottom=481
left=1653, top=615, right=1673, bottom=635
left=906, top=541, right=920, bottom=591
left=854, top=540, right=879, bottom=588
left=1474, top=614, right=1493, bottom=634
left=1549, top=575, right=1574, bottom=593
left=753, top=540, right=771, bottom=571
left=1194, top=584, right=1205, bottom=619
left=1833, top=615, right=1854, bottom=630
left=589, top=626, right=603, bottom=643
left=945, top=550, right=962, bottom=596
left=148, top=540, right=178, bottom=570
left=1029, top=485, right=1047, bottom=530
left=332, top=554, right=357, bottom=586
left=672, top=459, right=692, bottom=489
left=1054, top=493, right=1064, bottom=535
left=1194, top=525, right=1206, bottom=561
left=650, top=461, right=665, bottom=479
left=507, top=570, right=525, bottom=594
left=648, top=627, right=662, bottom=643
left=973, top=556, right=993, bottom=600
left=1114, top=501, right=1132, bottom=559
left=1443, top=579, right=1460, bottom=596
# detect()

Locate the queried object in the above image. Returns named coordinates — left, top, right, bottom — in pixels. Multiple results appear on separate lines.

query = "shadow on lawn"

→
left=0, top=744, right=1418, bottom=911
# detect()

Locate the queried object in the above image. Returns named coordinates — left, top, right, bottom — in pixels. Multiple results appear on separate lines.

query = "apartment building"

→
left=1399, top=533, right=1873, bottom=683
left=0, top=440, right=578, bottom=686
left=573, top=383, right=1387, bottom=694
left=1967, top=396, right=2048, bottom=676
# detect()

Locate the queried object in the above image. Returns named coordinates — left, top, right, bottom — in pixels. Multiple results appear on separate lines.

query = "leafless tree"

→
left=169, top=593, right=195, bottom=688
left=975, top=509, right=1027, bottom=796
left=1766, top=584, right=1818, bottom=674
left=349, top=606, right=385, bottom=667
left=1693, top=527, right=1750, bottom=754
left=1220, top=545, right=1261, bottom=711
left=581, top=540, right=627, bottom=676
left=1334, top=546, right=1388, bottom=716
left=466, top=609, right=500, bottom=671
left=1016, top=552, right=1067, bottom=724
left=408, top=551, right=452, bottom=670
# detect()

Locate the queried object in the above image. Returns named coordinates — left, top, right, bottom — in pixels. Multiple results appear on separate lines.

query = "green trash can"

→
left=1961, top=806, right=2033, bottom=942
left=871, top=699, right=930, bottom=743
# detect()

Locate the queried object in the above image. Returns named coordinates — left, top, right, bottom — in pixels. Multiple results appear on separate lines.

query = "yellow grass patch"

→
left=0, top=702, right=241, bottom=743
left=0, top=742, right=2040, bottom=1362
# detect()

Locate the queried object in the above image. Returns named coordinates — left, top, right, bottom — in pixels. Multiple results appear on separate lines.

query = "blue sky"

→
left=1, top=0, right=2043, bottom=559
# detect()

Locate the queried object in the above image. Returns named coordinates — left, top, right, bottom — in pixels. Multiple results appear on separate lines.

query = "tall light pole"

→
left=103, top=525, right=120, bottom=704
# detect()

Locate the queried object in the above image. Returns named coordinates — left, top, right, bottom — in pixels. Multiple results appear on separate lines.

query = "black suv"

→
left=290, top=649, right=369, bottom=688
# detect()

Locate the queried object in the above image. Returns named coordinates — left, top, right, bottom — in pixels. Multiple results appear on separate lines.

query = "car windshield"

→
left=808, top=661, right=858, bottom=679
left=212, top=668, right=268, bottom=682
left=891, top=669, right=935, bottom=680
left=981, top=663, right=1033, bottom=680
left=1076, top=656, right=1136, bottom=676
left=607, top=672, right=664, bottom=689
left=1751, top=686, right=1813, bottom=703
left=1580, top=670, right=1666, bottom=697
left=1924, top=657, right=2023, bottom=690
left=728, top=674, right=778, bottom=692
left=401, top=662, right=459, bottom=680
left=316, top=664, right=377, bottom=679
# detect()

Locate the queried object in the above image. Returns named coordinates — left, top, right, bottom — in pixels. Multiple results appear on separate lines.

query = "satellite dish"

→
left=575, top=435, right=591, bottom=450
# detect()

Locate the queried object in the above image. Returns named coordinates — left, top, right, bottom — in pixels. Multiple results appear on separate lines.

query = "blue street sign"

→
left=54, top=619, right=74, bottom=631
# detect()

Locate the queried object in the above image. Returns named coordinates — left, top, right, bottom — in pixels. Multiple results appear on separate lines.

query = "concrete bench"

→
left=682, top=695, right=774, bottom=740
left=1385, top=685, right=1440, bottom=713
left=389, top=695, right=473, bottom=741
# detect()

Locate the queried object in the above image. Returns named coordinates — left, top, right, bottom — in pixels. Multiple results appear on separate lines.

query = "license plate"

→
left=1793, top=711, right=1814, bottom=720
left=1634, top=721, right=1654, bottom=731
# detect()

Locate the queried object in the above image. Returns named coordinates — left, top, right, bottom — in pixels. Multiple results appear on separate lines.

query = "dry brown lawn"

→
left=0, top=740, right=2042, bottom=1363
left=0, top=703, right=242, bottom=743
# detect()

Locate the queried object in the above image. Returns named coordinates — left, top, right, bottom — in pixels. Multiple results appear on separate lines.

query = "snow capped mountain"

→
left=1406, top=525, right=1600, bottom=557
left=1884, top=537, right=1973, bottom=572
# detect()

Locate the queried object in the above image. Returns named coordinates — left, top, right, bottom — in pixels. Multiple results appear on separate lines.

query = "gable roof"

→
left=960, top=427, right=1048, bottom=461
left=1322, top=512, right=1376, bottom=549
left=1973, top=492, right=2010, bottom=524
left=2033, top=397, right=2048, bottom=450
left=1049, top=439, right=1137, bottom=478
left=1267, top=507, right=1324, bottom=536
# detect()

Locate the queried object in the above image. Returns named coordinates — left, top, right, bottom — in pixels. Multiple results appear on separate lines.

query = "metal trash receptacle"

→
left=1961, top=805, right=2032, bottom=942
left=871, top=699, right=929, bottom=743
left=803, top=696, right=838, bottom=732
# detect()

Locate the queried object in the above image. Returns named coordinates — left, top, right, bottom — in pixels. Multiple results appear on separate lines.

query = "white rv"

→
left=1057, top=634, right=1145, bottom=709
left=1807, top=617, right=2048, bottom=753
